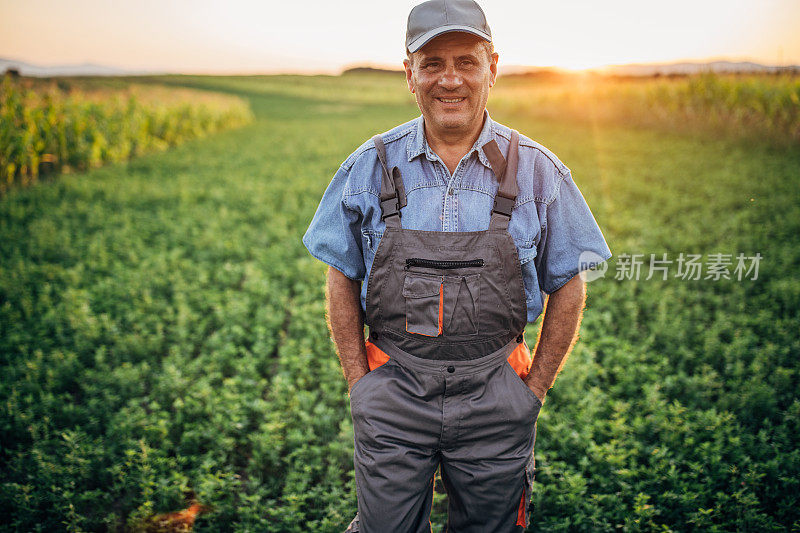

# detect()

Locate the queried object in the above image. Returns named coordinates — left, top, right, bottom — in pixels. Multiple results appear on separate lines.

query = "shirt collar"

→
left=406, top=109, right=495, bottom=170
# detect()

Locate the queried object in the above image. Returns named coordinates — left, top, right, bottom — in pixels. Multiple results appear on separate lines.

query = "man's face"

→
left=404, top=32, right=498, bottom=137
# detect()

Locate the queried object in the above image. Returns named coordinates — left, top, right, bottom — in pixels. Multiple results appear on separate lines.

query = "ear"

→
left=403, top=58, right=415, bottom=93
left=489, top=52, right=499, bottom=87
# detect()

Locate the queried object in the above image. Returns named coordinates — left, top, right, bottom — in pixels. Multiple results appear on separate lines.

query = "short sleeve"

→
left=536, top=170, right=612, bottom=294
left=302, top=165, right=366, bottom=281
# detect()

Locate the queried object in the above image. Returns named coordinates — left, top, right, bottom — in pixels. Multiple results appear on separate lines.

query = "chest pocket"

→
left=402, top=271, right=481, bottom=337
left=402, top=273, right=443, bottom=337
left=443, top=274, right=480, bottom=335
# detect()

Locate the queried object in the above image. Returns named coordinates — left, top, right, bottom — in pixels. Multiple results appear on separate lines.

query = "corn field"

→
left=491, top=72, right=800, bottom=145
left=0, top=75, right=253, bottom=193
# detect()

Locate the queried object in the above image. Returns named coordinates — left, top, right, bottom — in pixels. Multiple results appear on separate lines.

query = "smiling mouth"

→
left=436, top=97, right=466, bottom=103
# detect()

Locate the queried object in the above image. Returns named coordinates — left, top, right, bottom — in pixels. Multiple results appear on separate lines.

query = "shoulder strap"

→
left=482, top=140, right=507, bottom=183
left=372, top=134, right=406, bottom=228
left=484, top=129, right=520, bottom=230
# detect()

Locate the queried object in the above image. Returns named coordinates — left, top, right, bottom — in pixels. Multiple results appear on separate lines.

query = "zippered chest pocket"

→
left=402, top=259, right=482, bottom=337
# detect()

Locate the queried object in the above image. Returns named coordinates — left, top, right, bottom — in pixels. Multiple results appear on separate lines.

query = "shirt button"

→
left=447, top=365, right=455, bottom=373
left=448, top=188, right=454, bottom=195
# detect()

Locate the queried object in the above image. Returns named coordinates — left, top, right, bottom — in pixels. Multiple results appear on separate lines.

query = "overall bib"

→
left=347, top=130, right=541, bottom=533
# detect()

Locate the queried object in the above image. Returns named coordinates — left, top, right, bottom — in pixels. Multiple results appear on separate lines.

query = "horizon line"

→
left=2, top=54, right=799, bottom=78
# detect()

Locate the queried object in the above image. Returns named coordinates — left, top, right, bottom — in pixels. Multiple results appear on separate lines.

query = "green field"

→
left=1, top=73, right=799, bottom=531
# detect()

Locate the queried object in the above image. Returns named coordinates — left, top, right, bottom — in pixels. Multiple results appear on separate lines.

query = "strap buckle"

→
left=380, top=196, right=401, bottom=220
left=379, top=166, right=406, bottom=221
left=492, top=193, right=515, bottom=218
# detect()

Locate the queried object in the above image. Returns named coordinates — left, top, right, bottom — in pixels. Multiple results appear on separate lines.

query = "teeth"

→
left=439, top=98, right=464, bottom=103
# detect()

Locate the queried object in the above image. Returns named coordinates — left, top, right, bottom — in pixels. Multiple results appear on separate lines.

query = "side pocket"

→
left=349, top=359, right=395, bottom=411
left=443, top=274, right=480, bottom=335
left=504, top=359, right=542, bottom=410
left=403, top=273, right=443, bottom=337
left=348, top=369, right=375, bottom=404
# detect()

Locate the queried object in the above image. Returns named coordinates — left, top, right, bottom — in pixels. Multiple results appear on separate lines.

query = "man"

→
left=303, top=0, right=612, bottom=530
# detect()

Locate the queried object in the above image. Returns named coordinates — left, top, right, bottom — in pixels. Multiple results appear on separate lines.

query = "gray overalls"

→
left=346, top=130, right=541, bottom=532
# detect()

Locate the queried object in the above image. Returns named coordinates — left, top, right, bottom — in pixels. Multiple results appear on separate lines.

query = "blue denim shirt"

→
left=302, top=110, right=612, bottom=323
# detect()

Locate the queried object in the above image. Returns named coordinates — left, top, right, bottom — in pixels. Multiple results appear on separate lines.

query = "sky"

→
left=1, top=0, right=799, bottom=74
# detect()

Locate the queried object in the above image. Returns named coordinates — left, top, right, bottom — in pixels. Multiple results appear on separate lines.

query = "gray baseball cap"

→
left=406, top=0, right=492, bottom=53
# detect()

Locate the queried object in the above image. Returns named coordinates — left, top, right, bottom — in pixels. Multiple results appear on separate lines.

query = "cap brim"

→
left=407, top=25, right=491, bottom=53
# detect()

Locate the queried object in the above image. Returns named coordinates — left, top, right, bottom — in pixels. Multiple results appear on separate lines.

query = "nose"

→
left=438, top=64, right=463, bottom=91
